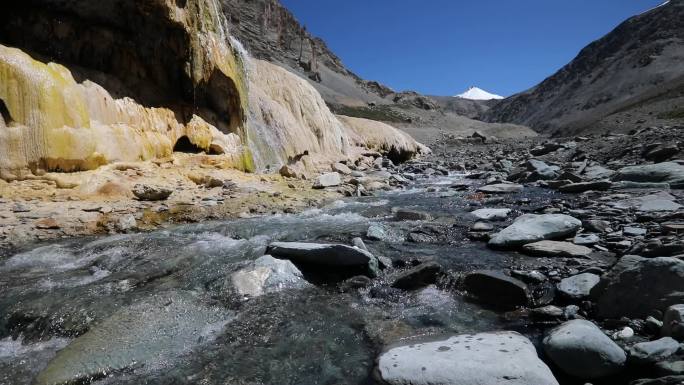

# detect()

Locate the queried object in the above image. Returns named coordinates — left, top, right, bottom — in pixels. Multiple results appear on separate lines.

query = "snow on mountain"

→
left=455, top=87, right=504, bottom=100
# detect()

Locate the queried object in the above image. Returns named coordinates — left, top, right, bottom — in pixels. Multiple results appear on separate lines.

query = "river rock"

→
left=391, top=262, right=443, bottom=290
left=488, top=214, right=582, bottom=248
left=591, top=256, right=684, bottom=319
left=559, top=180, right=613, bottom=193
left=574, top=233, right=600, bottom=245
left=631, top=376, right=684, bottom=385
left=377, top=332, right=559, bottom=385
left=655, top=361, right=684, bottom=376
left=522, top=240, right=593, bottom=258
left=332, top=162, right=352, bottom=175
left=628, top=337, right=680, bottom=365
left=463, top=270, right=529, bottom=308
left=312, top=172, right=342, bottom=188
left=558, top=273, right=601, bottom=299
left=662, top=304, right=684, bottom=341
left=267, top=242, right=379, bottom=276
left=543, top=319, right=627, bottom=379
left=614, top=192, right=683, bottom=212
left=231, top=255, right=309, bottom=297
left=35, top=291, right=230, bottom=385
left=132, top=184, right=172, bottom=201
left=613, top=162, right=684, bottom=189
left=526, top=159, right=560, bottom=180
left=470, top=208, right=511, bottom=221
left=477, top=183, right=524, bottom=194
left=367, top=223, right=404, bottom=243
left=394, top=208, right=432, bottom=221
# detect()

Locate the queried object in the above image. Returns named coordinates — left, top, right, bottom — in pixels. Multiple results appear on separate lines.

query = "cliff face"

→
left=485, top=0, right=684, bottom=135
left=222, top=0, right=393, bottom=106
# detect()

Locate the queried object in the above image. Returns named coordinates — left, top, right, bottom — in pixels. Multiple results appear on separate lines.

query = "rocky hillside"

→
left=222, top=0, right=392, bottom=106
left=485, top=0, right=684, bottom=136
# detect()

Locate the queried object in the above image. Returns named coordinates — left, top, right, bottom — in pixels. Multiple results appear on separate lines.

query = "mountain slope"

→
left=485, top=0, right=684, bottom=136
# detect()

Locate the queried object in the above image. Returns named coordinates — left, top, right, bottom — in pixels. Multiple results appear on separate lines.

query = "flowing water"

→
left=0, top=173, right=556, bottom=385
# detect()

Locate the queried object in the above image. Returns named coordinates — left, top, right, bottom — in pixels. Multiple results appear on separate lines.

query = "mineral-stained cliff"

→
left=0, top=0, right=425, bottom=181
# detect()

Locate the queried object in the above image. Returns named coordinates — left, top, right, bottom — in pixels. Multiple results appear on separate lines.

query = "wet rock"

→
left=132, top=184, right=172, bottom=201
left=655, top=361, right=684, bottom=376
left=471, top=221, right=494, bottom=232
left=543, top=319, right=627, bottom=379
left=488, top=214, right=582, bottom=248
left=591, top=256, right=684, bottom=319
left=376, top=332, right=559, bottom=385
left=477, top=183, right=524, bottom=194
left=391, top=262, right=443, bottom=290
left=628, top=337, right=680, bottom=365
left=332, top=162, right=352, bottom=175
left=231, top=255, right=309, bottom=298
left=559, top=180, right=613, bottom=193
left=557, top=273, right=601, bottom=300
left=463, top=270, right=529, bottom=308
left=267, top=242, right=379, bottom=276
left=366, top=223, right=404, bottom=243
left=612, top=162, right=684, bottom=189
left=313, top=172, right=342, bottom=189
left=631, top=376, right=684, bottom=385
left=394, top=208, right=432, bottom=221
left=662, top=304, right=684, bottom=341
left=522, top=241, right=593, bottom=258
left=34, top=291, right=229, bottom=385
left=531, top=305, right=565, bottom=321
left=470, top=208, right=511, bottom=221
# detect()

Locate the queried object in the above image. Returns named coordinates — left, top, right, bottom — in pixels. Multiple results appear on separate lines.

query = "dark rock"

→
left=391, top=262, right=443, bottom=290
left=463, top=270, right=529, bottom=308
left=132, top=184, right=172, bottom=201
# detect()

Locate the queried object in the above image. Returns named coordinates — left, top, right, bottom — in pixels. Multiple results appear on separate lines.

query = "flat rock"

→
left=477, top=183, right=524, bottom=194
left=543, top=319, right=626, bottom=379
left=522, top=240, right=593, bottom=258
left=377, top=331, right=559, bottom=385
left=394, top=208, right=432, bottom=221
left=332, top=163, right=352, bottom=175
left=559, top=180, right=612, bottom=193
left=631, top=376, right=684, bottom=385
left=231, top=255, right=310, bottom=297
left=267, top=242, right=379, bottom=276
left=391, top=262, right=443, bottom=290
left=613, top=162, right=684, bottom=189
left=463, top=270, right=529, bottom=308
left=35, top=291, right=230, bottom=385
left=312, top=172, right=342, bottom=188
left=557, top=273, right=601, bottom=299
left=628, top=337, right=680, bottom=365
left=591, top=256, right=684, bottom=319
left=489, top=214, right=582, bottom=248
left=574, top=233, right=600, bottom=245
left=470, top=208, right=512, bottom=221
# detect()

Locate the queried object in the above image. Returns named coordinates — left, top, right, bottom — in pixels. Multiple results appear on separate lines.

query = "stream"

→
left=0, top=172, right=558, bottom=385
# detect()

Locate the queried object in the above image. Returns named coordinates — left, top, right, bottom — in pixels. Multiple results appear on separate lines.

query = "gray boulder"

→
left=559, top=180, right=612, bottom=193
left=132, top=184, right=172, bottom=201
left=631, top=376, right=684, bottom=385
left=391, top=262, right=443, bottom=290
left=522, top=240, right=593, bottom=258
left=543, top=319, right=627, bottom=379
left=470, top=208, right=512, bottom=221
left=394, top=208, right=432, bottom=221
left=591, top=256, right=684, bottom=319
left=612, top=162, right=684, bottom=189
left=377, top=331, right=559, bottom=385
left=313, top=172, right=342, bottom=188
left=662, top=304, right=684, bottom=341
left=267, top=242, right=379, bottom=277
left=557, top=273, right=601, bottom=299
left=231, top=255, right=310, bottom=297
left=477, top=183, right=524, bottom=194
left=628, top=337, right=680, bottom=365
left=489, top=214, right=582, bottom=248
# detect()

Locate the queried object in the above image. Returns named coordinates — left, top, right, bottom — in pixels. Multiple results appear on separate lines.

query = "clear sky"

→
left=280, top=0, right=664, bottom=97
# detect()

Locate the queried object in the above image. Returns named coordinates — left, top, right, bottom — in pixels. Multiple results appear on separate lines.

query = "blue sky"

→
left=280, top=0, right=664, bottom=97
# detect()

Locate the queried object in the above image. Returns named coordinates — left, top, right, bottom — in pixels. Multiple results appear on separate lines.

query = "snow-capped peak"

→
left=454, top=87, right=504, bottom=100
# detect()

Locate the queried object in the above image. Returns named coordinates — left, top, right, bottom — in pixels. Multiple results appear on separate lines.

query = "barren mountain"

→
left=485, top=0, right=684, bottom=136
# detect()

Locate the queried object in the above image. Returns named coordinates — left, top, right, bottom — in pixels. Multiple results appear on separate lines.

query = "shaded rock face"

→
left=485, top=0, right=684, bottom=135
left=0, top=0, right=247, bottom=135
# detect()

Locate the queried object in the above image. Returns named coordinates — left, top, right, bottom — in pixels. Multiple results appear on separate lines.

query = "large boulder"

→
left=543, top=319, right=627, bottom=379
left=488, top=214, right=582, bottom=248
left=612, top=162, right=684, bottom=189
left=662, top=304, right=684, bottom=341
left=591, top=256, right=684, bottom=319
left=313, top=172, right=342, bottom=189
left=266, top=242, right=379, bottom=276
left=463, top=270, right=529, bottom=308
left=377, top=332, right=559, bottom=385
left=231, top=255, right=310, bottom=297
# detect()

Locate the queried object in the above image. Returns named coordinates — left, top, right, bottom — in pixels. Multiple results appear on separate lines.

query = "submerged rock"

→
left=543, top=319, right=626, bottom=379
left=35, top=291, right=230, bottom=385
left=377, top=332, right=559, bottom=385
left=488, top=214, right=582, bottom=248
left=231, top=255, right=309, bottom=297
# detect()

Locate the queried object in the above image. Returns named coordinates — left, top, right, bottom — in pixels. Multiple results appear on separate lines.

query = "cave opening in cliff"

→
left=0, top=99, right=11, bottom=125
left=173, top=136, right=204, bottom=154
